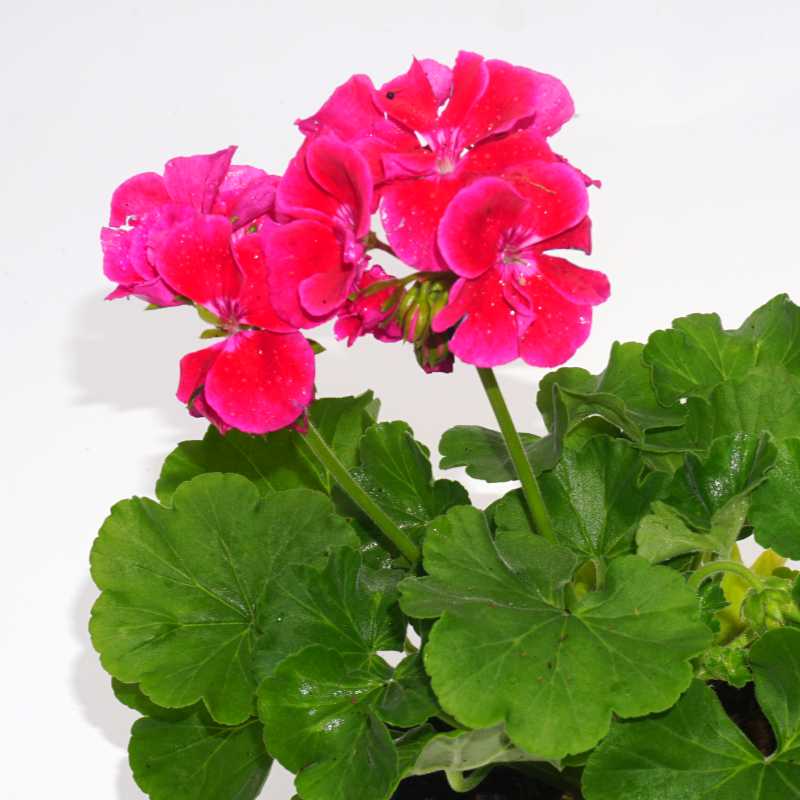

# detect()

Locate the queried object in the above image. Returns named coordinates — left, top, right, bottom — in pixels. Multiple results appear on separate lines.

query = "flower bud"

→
left=415, top=331, right=454, bottom=374
left=741, top=576, right=800, bottom=633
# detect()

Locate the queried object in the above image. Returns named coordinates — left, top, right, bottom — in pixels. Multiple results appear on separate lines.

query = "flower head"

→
left=433, top=168, right=609, bottom=367
left=153, top=212, right=315, bottom=433
left=102, top=146, right=279, bottom=305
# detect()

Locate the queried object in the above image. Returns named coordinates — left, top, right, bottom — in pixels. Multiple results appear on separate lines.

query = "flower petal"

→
left=433, top=272, right=520, bottom=367
left=163, top=146, right=236, bottom=213
left=503, top=161, right=590, bottom=242
left=518, top=275, right=592, bottom=367
left=109, top=172, right=170, bottom=226
left=377, top=58, right=439, bottom=133
left=177, top=341, right=230, bottom=433
left=333, top=265, right=401, bottom=345
left=231, top=234, right=295, bottom=332
left=462, top=129, right=556, bottom=177
left=213, top=165, right=279, bottom=229
left=305, top=138, right=373, bottom=238
left=204, top=331, right=315, bottom=433
left=152, top=212, right=240, bottom=310
left=536, top=255, right=610, bottom=306
left=438, top=50, right=488, bottom=132
left=459, top=60, right=574, bottom=147
left=263, top=219, right=344, bottom=328
left=437, top=177, right=526, bottom=279
left=419, top=58, right=453, bottom=106
left=540, top=216, right=593, bottom=255
left=380, top=175, right=463, bottom=271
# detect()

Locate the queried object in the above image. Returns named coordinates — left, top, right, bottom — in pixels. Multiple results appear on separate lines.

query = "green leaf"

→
left=409, top=725, right=540, bottom=776
left=399, top=506, right=711, bottom=760
left=156, top=392, right=378, bottom=504
left=739, top=293, right=800, bottom=374
left=254, top=547, right=405, bottom=678
left=538, top=341, right=686, bottom=445
left=698, top=581, right=729, bottom=633
left=438, top=425, right=549, bottom=482
left=258, top=647, right=400, bottom=800
left=495, top=436, right=668, bottom=559
left=705, top=367, right=800, bottom=441
left=90, top=475, right=357, bottom=724
left=112, top=679, right=194, bottom=722
left=583, top=628, right=800, bottom=800
left=643, top=312, right=756, bottom=405
left=353, top=421, right=469, bottom=535
left=637, top=498, right=750, bottom=564
left=750, top=439, right=800, bottom=558
left=129, top=712, right=270, bottom=800
left=157, top=427, right=324, bottom=505
left=376, top=652, right=439, bottom=728
left=664, top=432, right=775, bottom=528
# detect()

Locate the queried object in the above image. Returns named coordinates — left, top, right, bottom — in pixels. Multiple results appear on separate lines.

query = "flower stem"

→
left=477, top=367, right=555, bottom=543
left=445, top=767, right=492, bottom=793
left=303, top=421, right=421, bottom=565
left=687, top=560, right=764, bottom=593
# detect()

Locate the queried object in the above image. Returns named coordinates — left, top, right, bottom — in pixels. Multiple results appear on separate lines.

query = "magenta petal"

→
left=152, top=213, right=240, bottom=310
left=458, top=60, right=573, bottom=148
left=463, top=129, right=556, bottom=177
left=433, top=273, right=520, bottom=367
left=377, top=58, right=439, bottom=133
left=439, top=51, right=488, bottom=132
left=518, top=276, right=592, bottom=367
left=505, top=161, right=590, bottom=242
left=263, top=219, right=344, bottom=328
left=231, top=234, right=295, bottom=332
left=204, top=331, right=315, bottom=434
left=177, top=342, right=231, bottom=433
left=536, top=255, right=610, bottom=306
left=419, top=59, right=453, bottom=105
left=101, top=227, right=138, bottom=284
left=109, top=172, right=170, bottom=226
left=299, top=265, right=356, bottom=318
left=437, top=177, right=526, bottom=279
left=163, top=146, right=236, bottom=213
left=213, top=165, right=279, bottom=229
left=541, top=217, right=593, bottom=255
left=305, top=138, right=373, bottom=238
left=380, top=176, right=463, bottom=271
left=382, top=151, right=437, bottom=181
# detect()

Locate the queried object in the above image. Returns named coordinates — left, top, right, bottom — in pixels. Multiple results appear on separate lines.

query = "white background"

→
left=2, top=1, right=799, bottom=797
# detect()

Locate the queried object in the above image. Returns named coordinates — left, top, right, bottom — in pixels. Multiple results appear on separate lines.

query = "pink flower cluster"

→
left=101, top=52, right=609, bottom=435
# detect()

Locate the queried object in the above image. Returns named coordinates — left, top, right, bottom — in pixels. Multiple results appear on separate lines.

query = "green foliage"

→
left=90, top=295, right=800, bottom=800
left=583, top=628, right=800, bottom=799
left=399, top=506, right=710, bottom=760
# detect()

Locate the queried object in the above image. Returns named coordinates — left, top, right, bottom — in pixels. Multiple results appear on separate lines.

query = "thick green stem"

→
left=445, top=766, right=492, bottom=793
left=688, top=560, right=763, bottom=593
left=303, top=421, right=421, bottom=565
left=477, top=367, right=555, bottom=543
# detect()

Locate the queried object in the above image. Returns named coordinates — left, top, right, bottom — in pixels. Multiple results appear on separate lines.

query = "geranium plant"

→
left=90, top=52, right=800, bottom=800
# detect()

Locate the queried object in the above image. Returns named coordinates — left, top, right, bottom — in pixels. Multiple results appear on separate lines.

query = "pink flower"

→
left=433, top=166, right=610, bottom=368
left=153, top=212, right=315, bottom=433
left=102, top=146, right=279, bottom=305
left=264, top=137, right=374, bottom=329
left=334, top=265, right=403, bottom=345
left=296, top=74, right=419, bottom=182
left=375, top=51, right=575, bottom=271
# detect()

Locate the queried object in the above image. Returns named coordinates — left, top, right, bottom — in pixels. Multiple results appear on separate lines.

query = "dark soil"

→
left=711, top=680, right=776, bottom=756
left=391, top=766, right=573, bottom=799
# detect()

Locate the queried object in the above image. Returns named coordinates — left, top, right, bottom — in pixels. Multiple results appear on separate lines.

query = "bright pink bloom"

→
left=102, top=146, right=279, bottom=305
left=296, top=75, right=418, bottom=182
left=153, top=212, right=315, bottom=433
left=375, top=51, right=575, bottom=271
left=334, top=265, right=403, bottom=345
left=433, top=167, right=609, bottom=368
left=265, top=137, right=374, bottom=329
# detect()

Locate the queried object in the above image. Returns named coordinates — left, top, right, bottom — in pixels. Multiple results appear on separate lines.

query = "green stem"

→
left=477, top=367, right=555, bottom=543
left=445, top=766, right=492, bottom=793
left=688, top=560, right=763, bottom=593
left=303, top=421, right=421, bottom=565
